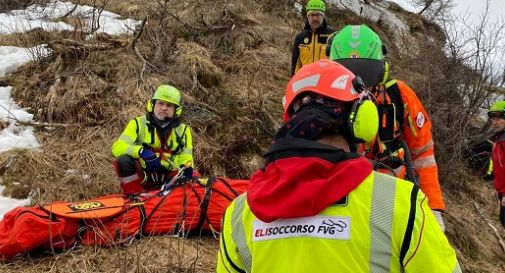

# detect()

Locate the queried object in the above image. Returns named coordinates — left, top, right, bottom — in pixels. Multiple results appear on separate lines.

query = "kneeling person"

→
left=112, top=85, right=193, bottom=195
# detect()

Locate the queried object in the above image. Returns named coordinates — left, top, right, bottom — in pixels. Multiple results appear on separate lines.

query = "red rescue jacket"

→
left=492, top=132, right=505, bottom=195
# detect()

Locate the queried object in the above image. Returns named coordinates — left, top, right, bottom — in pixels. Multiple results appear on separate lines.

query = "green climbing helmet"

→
left=153, top=85, right=181, bottom=107
left=329, top=24, right=384, bottom=61
left=306, top=0, right=326, bottom=13
left=328, top=24, right=387, bottom=88
left=489, top=101, right=505, bottom=118
left=146, top=84, right=183, bottom=116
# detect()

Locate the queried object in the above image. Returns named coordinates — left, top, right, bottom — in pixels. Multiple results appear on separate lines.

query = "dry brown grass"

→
left=1, top=0, right=505, bottom=271
left=0, top=0, right=50, bottom=13
left=0, top=236, right=219, bottom=273
left=0, top=28, right=61, bottom=47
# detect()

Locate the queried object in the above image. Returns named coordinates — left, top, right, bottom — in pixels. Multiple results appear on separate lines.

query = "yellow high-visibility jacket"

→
left=111, top=115, right=193, bottom=170
left=217, top=172, right=461, bottom=273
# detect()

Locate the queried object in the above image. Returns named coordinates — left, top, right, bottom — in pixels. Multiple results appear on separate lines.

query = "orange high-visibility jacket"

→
left=370, top=79, right=445, bottom=211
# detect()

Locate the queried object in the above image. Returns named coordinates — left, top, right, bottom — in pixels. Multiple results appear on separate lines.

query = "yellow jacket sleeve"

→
left=111, top=118, right=143, bottom=158
left=217, top=199, right=246, bottom=273
left=487, top=158, right=494, bottom=176
left=403, top=189, right=461, bottom=273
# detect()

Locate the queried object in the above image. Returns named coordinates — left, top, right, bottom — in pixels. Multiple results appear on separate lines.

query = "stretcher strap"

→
left=194, top=176, right=217, bottom=231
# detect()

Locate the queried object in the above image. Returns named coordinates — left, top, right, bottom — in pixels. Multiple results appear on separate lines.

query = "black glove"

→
left=181, top=165, right=193, bottom=179
left=139, top=148, right=161, bottom=172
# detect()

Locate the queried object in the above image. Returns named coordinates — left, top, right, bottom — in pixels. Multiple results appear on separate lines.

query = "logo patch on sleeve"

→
left=416, top=112, right=425, bottom=128
left=252, top=216, right=351, bottom=241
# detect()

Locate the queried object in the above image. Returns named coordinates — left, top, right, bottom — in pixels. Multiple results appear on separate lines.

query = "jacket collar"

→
left=247, top=137, right=373, bottom=222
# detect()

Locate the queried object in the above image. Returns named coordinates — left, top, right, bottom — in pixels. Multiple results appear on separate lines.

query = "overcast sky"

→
left=392, top=0, right=505, bottom=26
left=391, top=0, right=505, bottom=80
left=453, top=0, right=505, bottom=26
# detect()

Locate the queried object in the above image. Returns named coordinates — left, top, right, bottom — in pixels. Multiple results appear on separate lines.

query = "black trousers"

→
left=114, top=155, right=176, bottom=185
left=115, top=154, right=139, bottom=177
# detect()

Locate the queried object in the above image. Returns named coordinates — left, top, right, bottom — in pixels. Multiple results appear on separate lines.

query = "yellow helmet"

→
left=488, top=101, right=505, bottom=119
left=146, top=85, right=183, bottom=116
left=306, top=0, right=326, bottom=13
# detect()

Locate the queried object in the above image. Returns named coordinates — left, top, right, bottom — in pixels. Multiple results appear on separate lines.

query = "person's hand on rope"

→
left=173, top=164, right=192, bottom=185
left=182, top=164, right=193, bottom=179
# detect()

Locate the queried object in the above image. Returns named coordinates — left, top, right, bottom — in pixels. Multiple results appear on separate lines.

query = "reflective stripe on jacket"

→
left=217, top=172, right=461, bottom=273
left=111, top=116, right=193, bottom=170
left=367, top=79, right=445, bottom=211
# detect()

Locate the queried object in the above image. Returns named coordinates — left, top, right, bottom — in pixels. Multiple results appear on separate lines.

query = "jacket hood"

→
left=247, top=138, right=373, bottom=223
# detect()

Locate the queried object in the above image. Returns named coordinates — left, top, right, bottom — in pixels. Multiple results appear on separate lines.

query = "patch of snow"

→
left=328, top=0, right=409, bottom=33
left=0, top=0, right=140, bottom=220
left=0, top=86, right=40, bottom=152
left=0, top=185, right=30, bottom=220
left=0, top=45, right=51, bottom=77
left=0, top=0, right=139, bottom=36
left=294, top=2, right=303, bottom=13
left=326, top=0, right=412, bottom=51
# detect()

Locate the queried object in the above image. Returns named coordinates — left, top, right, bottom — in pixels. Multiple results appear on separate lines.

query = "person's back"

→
left=219, top=170, right=459, bottom=272
left=217, top=60, right=461, bottom=273
left=327, top=24, right=446, bottom=229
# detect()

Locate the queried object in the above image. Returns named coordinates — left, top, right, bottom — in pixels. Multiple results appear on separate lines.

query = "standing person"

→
left=217, top=60, right=461, bottom=273
left=290, top=0, right=333, bottom=76
left=112, top=84, right=194, bottom=195
left=488, top=100, right=505, bottom=228
left=328, top=24, right=446, bottom=230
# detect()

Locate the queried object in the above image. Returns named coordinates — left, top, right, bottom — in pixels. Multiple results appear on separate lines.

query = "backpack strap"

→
left=385, top=80, right=405, bottom=129
left=172, top=124, right=188, bottom=155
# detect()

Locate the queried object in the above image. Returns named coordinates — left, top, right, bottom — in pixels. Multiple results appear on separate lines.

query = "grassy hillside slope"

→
left=0, top=0, right=504, bottom=272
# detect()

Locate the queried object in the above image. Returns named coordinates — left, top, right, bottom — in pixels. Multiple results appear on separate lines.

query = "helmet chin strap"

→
left=155, top=116, right=173, bottom=129
left=379, top=59, right=390, bottom=85
left=147, top=112, right=178, bottom=129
